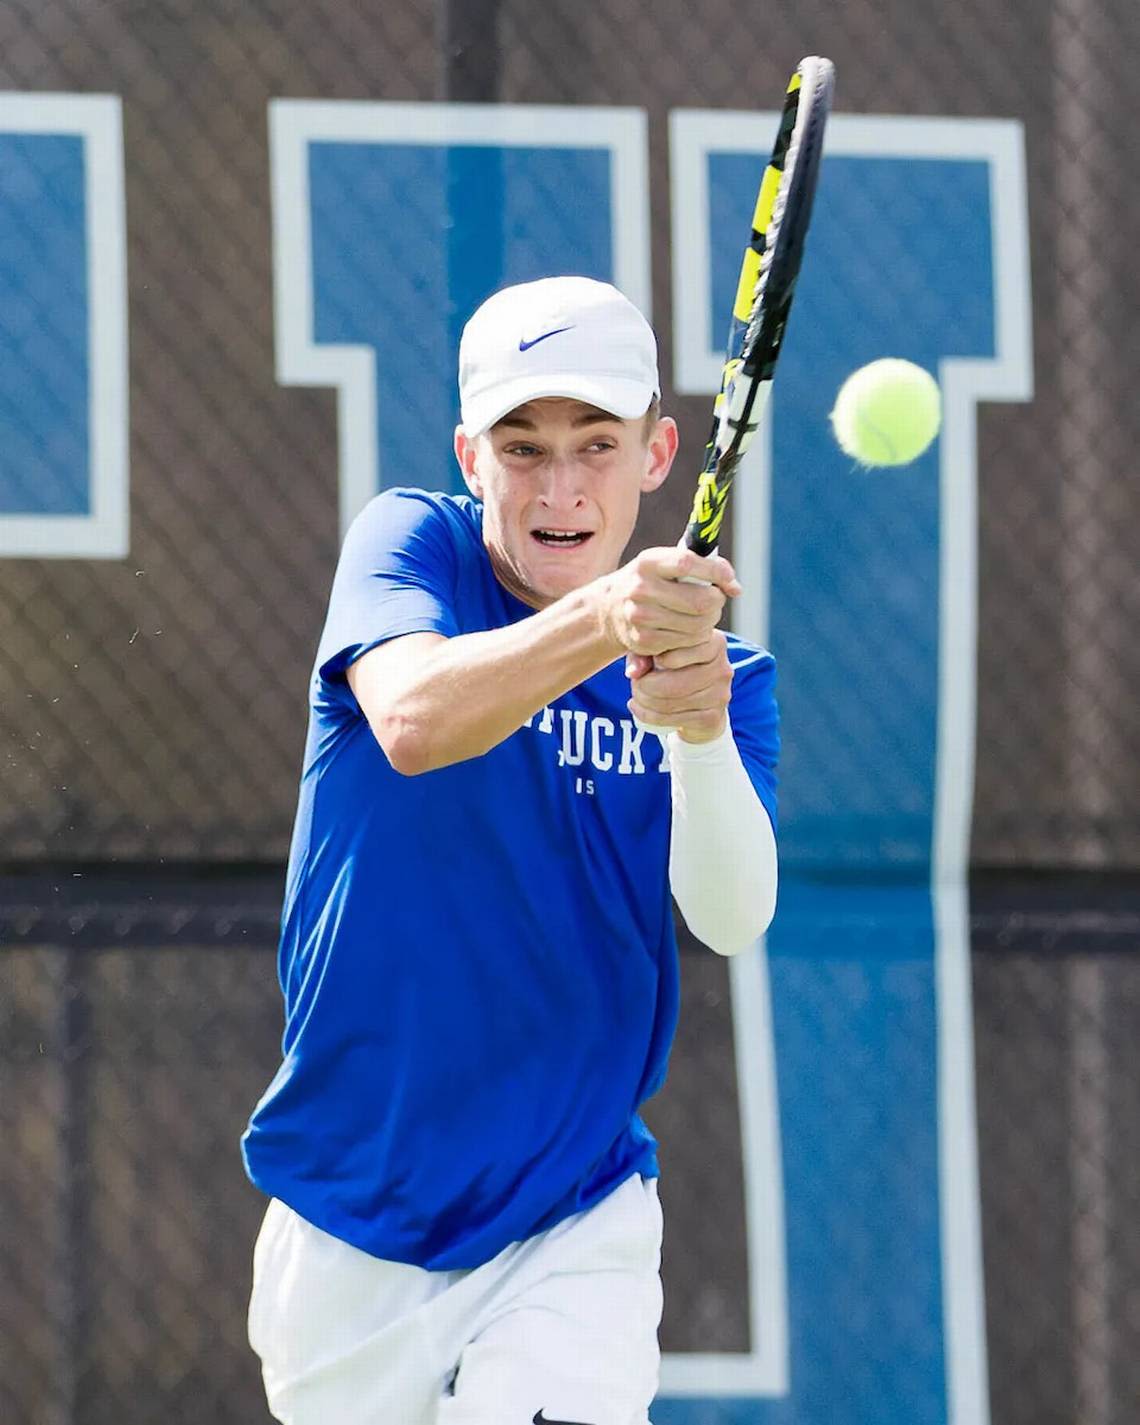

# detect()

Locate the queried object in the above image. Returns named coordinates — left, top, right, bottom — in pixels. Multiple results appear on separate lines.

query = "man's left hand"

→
left=626, top=631, right=733, bottom=743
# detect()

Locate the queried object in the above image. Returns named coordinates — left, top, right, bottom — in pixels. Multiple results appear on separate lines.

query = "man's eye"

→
left=506, top=444, right=541, bottom=457
left=588, top=440, right=617, bottom=453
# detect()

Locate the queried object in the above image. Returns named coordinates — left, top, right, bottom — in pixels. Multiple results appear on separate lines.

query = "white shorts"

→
left=248, top=1173, right=664, bottom=1425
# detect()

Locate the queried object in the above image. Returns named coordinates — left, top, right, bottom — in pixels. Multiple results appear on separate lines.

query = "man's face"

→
left=455, top=397, right=678, bottom=609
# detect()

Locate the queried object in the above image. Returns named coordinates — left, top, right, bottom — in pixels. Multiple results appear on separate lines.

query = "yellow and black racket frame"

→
left=684, top=55, right=836, bottom=556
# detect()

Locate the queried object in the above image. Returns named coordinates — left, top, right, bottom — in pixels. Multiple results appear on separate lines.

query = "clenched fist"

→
left=595, top=547, right=741, bottom=659
left=626, top=630, right=734, bottom=743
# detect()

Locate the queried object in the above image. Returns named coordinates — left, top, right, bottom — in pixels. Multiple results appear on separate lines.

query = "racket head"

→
left=684, top=55, right=835, bottom=556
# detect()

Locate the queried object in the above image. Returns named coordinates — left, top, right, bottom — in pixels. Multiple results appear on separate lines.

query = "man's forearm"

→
left=668, top=722, right=778, bottom=955
left=364, top=585, right=621, bottom=774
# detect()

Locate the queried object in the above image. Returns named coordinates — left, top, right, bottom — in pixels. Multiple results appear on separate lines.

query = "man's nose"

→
left=537, top=456, right=587, bottom=506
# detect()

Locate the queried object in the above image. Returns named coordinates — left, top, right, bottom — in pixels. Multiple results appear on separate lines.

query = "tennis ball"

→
left=830, top=358, right=942, bottom=467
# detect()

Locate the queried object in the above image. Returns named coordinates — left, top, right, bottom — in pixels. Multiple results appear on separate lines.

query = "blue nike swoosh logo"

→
left=518, top=325, right=574, bottom=351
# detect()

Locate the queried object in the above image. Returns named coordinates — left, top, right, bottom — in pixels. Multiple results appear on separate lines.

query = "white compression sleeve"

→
left=667, top=721, right=778, bottom=957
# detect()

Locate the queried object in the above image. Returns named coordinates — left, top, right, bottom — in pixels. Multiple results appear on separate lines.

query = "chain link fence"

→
left=1, top=1, right=1138, bottom=1423
left=4, top=887, right=1140, bottom=1424
left=0, top=0, right=1135, bottom=866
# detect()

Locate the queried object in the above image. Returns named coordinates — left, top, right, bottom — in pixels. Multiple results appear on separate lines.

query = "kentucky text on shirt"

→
left=522, top=703, right=671, bottom=775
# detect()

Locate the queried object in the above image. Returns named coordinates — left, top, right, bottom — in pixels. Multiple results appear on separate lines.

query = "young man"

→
left=242, top=276, right=779, bottom=1425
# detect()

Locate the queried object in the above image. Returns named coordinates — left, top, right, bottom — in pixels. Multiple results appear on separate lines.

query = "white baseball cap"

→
left=458, top=276, right=659, bottom=436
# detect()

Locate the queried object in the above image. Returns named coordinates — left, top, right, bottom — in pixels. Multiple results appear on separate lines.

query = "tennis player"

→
left=241, top=276, right=779, bottom=1425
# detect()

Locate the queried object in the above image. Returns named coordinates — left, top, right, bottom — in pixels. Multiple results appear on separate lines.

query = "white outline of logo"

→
left=268, top=100, right=649, bottom=538
left=668, top=111, right=1033, bottom=1416
left=0, top=95, right=128, bottom=559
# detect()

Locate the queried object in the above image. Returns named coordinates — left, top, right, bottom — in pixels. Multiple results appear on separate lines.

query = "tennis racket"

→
left=638, top=55, right=834, bottom=734
left=684, top=53, right=835, bottom=557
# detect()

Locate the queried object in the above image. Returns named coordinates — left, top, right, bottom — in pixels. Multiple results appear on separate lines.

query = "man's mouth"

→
left=531, top=528, right=593, bottom=548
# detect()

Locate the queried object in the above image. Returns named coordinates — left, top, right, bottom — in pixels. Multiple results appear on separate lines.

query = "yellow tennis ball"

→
left=830, top=358, right=942, bottom=467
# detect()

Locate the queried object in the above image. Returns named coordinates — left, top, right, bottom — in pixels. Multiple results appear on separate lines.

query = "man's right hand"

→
left=596, top=547, right=742, bottom=658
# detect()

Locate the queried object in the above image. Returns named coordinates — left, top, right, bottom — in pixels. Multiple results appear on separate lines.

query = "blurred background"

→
left=1, top=1, right=1137, bottom=1422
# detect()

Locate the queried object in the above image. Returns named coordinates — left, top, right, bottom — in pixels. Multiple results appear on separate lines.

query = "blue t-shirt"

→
left=242, top=489, right=778, bottom=1270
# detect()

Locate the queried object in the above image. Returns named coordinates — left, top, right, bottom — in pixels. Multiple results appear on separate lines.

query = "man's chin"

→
left=488, top=542, right=609, bottom=610
left=524, top=569, right=593, bottom=607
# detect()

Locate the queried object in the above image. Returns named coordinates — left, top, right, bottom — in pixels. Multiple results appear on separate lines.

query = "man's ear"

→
left=454, top=426, right=484, bottom=499
left=640, top=415, right=679, bottom=494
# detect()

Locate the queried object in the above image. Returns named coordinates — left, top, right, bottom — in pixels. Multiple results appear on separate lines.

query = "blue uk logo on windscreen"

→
left=272, top=100, right=1033, bottom=1425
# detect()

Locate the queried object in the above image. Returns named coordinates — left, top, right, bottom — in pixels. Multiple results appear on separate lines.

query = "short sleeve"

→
left=726, top=643, right=780, bottom=830
left=316, top=489, right=462, bottom=685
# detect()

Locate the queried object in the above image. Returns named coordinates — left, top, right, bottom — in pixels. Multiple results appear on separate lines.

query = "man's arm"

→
left=347, top=547, right=739, bottom=776
left=667, top=723, right=778, bottom=956
left=348, top=590, right=613, bottom=776
left=627, top=634, right=779, bottom=954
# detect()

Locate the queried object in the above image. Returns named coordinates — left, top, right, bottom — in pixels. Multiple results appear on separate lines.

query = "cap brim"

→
left=461, top=373, right=657, bottom=437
